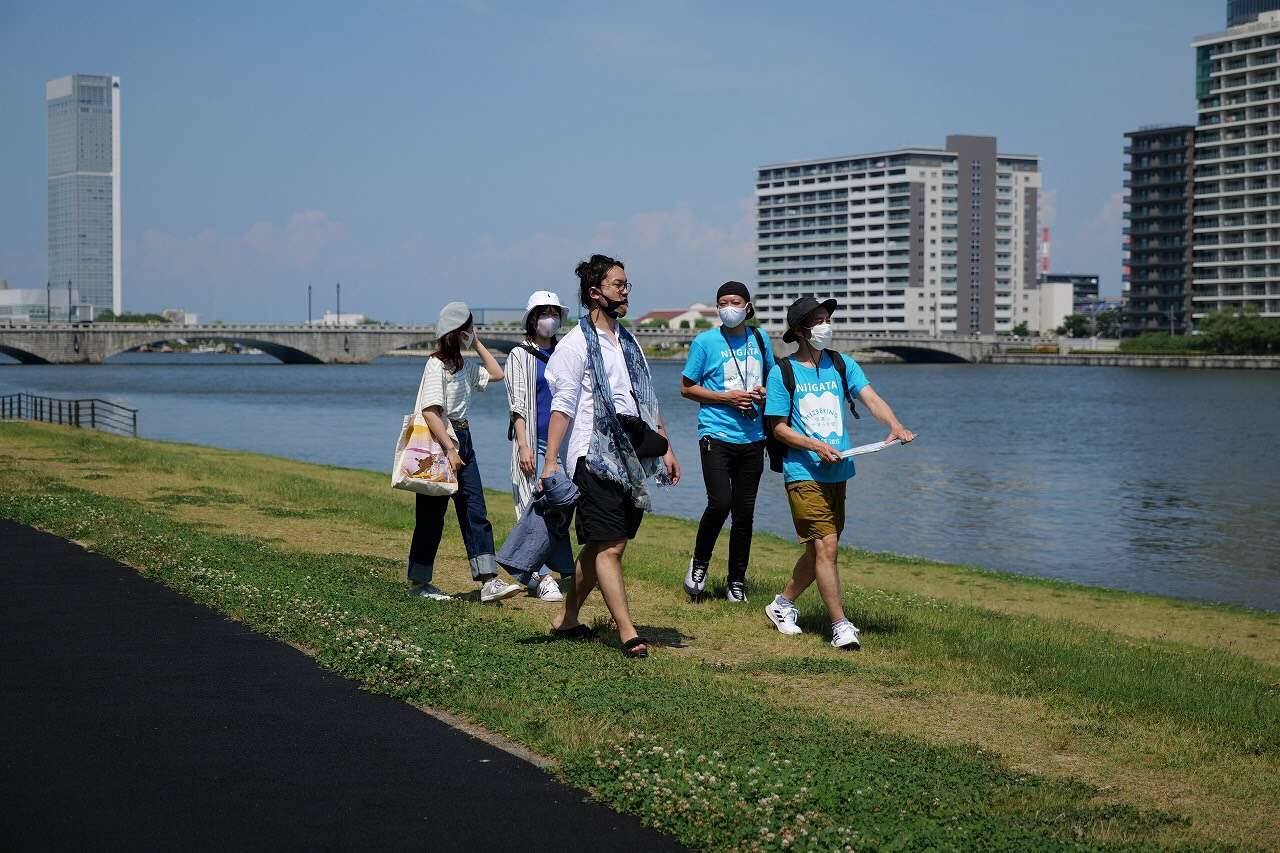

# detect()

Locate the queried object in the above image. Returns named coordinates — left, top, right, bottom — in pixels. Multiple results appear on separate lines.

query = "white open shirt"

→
left=545, top=323, right=642, bottom=479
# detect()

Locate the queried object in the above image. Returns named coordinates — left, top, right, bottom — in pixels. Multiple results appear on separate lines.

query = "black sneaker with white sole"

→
left=725, top=581, right=747, bottom=603
left=684, top=558, right=708, bottom=599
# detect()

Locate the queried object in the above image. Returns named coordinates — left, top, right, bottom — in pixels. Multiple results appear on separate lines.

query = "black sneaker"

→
left=684, top=558, right=708, bottom=599
left=725, top=581, right=747, bottom=603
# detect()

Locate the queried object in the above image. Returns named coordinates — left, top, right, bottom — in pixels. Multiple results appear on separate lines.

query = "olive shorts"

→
left=785, top=480, right=847, bottom=543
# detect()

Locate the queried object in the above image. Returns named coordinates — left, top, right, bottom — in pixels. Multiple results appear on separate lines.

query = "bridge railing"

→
left=0, top=393, right=137, bottom=437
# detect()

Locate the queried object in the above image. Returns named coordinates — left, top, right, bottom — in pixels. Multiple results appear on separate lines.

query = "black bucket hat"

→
left=782, top=296, right=838, bottom=344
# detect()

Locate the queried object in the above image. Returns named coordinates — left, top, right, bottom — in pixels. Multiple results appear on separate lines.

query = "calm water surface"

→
left=3, top=353, right=1278, bottom=611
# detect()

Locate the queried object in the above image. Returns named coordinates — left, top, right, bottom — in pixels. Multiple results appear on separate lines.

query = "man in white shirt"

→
left=542, top=255, right=681, bottom=658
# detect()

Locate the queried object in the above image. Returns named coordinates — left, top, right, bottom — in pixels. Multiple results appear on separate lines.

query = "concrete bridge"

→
left=0, top=322, right=1054, bottom=365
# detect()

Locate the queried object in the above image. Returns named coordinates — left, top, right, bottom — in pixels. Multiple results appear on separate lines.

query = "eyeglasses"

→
left=600, top=280, right=632, bottom=294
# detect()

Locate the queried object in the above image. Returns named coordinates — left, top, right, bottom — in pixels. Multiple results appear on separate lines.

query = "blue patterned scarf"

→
left=580, top=315, right=669, bottom=510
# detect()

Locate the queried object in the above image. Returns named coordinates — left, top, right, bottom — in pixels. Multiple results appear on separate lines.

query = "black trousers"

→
left=693, top=437, right=765, bottom=584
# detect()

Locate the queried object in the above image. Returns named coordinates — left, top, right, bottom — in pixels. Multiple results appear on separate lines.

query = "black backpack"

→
left=764, top=350, right=860, bottom=474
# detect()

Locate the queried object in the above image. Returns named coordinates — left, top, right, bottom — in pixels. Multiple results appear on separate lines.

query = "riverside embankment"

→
left=2, top=421, right=1278, bottom=850
left=992, top=353, right=1280, bottom=368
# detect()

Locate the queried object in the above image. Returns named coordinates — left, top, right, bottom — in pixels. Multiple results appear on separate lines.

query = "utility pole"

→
left=46, top=281, right=50, bottom=324
left=67, top=280, right=72, bottom=323
left=307, top=283, right=312, bottom=325
left=336, top=282, right=341, bottom=325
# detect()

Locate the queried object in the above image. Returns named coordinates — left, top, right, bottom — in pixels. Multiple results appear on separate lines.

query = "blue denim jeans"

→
left=510, top=438, right=563, bottom=592
left=407, top=426, right=496, bottom=584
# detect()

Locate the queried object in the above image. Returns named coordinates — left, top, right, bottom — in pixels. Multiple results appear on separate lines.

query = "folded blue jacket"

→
left=497, top=470, right=580, bottom=578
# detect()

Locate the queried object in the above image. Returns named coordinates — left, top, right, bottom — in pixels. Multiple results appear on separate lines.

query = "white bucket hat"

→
left=436, top=301, right=473, bottom=337
left=523, top=290, right=565, bottom=325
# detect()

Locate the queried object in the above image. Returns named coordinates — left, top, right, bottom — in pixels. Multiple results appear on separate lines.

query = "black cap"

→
left=782, top=296, right=838, bottom=343
left=716, top=280, right=751, bottom=302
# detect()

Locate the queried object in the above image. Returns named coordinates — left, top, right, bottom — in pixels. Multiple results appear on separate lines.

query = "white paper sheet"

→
left=839, top=438, right=904, bottom=459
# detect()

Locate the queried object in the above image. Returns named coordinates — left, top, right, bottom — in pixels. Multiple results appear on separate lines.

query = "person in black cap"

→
left=761, top=296, right=914, bottom=650
left=679, top=281, right=776, bottom=602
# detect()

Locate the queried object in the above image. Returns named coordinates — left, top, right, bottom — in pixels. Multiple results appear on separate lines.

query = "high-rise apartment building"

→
left=1122, top=125, right=1194, bottom=334
left=1228, top=0, right=1280, bottom=26
left=754, top=135, right=1040, bottom=336
left=47, top=74, right=121, bottom=315
left=1191, top=15, right=1280, bottom=321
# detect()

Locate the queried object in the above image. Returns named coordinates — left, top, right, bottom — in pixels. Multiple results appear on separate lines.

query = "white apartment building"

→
left=1191, top=12, right=1280, bottom=319
left=754, top=135, right=1041, bottom=336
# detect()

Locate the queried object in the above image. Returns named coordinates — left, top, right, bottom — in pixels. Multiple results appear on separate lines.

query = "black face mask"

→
left=593, top=291, right=628, bottom=319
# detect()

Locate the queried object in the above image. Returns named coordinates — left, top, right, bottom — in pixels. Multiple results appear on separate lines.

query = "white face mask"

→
left=807, top=322, right=833, bottom=350
left=718, top=305, right=748, bottom=328
left=460, top=330, right=475, bottom=348
left=535, top=315, right=562, bottom=338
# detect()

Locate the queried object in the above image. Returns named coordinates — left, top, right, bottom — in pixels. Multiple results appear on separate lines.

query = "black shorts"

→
left=572, top=458, right=645, bottom=545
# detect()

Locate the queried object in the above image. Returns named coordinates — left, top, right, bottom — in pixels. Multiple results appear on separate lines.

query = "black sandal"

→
left=621, top=636, right=650, bottom=658
left=550, top=624, right=597, bottom=641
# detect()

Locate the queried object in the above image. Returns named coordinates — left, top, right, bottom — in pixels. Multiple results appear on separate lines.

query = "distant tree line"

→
left=1118, top=308, right=1280, bottom=355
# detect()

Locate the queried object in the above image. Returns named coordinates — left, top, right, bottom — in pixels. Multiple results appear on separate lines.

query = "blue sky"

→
left=1, top=0, right=1215, bottom=322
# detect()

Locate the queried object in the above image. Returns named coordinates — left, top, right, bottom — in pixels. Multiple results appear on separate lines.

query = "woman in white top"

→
left=408, top=301, right=520, bottom=603
left=504, top=289, right=568, bottom=602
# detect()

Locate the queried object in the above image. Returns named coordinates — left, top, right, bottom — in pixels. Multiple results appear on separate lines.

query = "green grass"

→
left=3, top=422, right=1278, bottom=850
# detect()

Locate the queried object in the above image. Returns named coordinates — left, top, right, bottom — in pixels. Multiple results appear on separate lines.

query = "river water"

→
left=3, top=353, right=1278, bottom=611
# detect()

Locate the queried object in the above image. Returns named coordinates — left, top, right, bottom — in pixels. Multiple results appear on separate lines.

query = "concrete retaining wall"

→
left=990, top=354, right=1280, bottom=369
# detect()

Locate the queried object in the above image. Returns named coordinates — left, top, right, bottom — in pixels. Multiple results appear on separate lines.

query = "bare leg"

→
left=591, top=540, right=641, bottom=646
left=781, top=541, right=818, bottom=602
left=551, top=543, right=598, bottom=631
left=809, top=534, right=847, bottom=623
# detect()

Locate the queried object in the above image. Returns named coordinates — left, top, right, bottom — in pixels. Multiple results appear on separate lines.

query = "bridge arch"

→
left=0, top=343, right=51, bottom=364
left=870, top=345, right=971, bottom=364
left=108, top=335, right=324, bottom=365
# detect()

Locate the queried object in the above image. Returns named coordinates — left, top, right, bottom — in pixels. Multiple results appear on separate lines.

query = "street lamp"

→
left=307, top=283, right=312, bottom=325
left=336, top=282, right=341, bottom=326
left=46, top=281, right=50, bottom=325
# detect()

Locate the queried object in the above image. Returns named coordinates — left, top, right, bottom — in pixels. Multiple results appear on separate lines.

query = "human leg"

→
left=451, top=428, right=498, bottom=581
left=408, top=492, right=449, bottom=585
left=726, top=441, right=765, bottom=588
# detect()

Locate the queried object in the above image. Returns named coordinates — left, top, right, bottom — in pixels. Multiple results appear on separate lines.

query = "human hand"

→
left=723, top=390, right=757, bottom=412
left=752, top=385, right=768, bottom=403
left=886, top=425, right=915, bottom=444
left=447, top=448, right=466, bottom=469
left=811, top=440, right=842, bottom=464
left=518, top=445, right=536, bottom=477
left=664, top=450, right=681, bottom=485
left=540, top=459, right=560, bottom=480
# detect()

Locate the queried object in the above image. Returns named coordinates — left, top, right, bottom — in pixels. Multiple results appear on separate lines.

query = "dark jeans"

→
left=408, top=427, right=496, bottom=584
left=693, top=436, right=765, bottom=584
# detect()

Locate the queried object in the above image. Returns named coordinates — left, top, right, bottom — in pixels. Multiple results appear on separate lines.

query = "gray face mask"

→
left=718, top=305, right=748, bottom=328
left=536, top=315, right=562, bottom=337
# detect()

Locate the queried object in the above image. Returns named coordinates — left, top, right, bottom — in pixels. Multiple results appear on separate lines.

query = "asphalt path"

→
left=0, top=520, right=684, bottom=851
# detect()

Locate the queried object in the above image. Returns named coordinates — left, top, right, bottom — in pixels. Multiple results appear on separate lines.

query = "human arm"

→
left=769, top=420, right=842, bottom=463
left=654, top=406, right=681, bottom=485
left=506, top=348, right=536, bottom=476
left=857, top=385, right=914, bottom=445
left=473, top=335, right=504, bottom=381
left=418, top=358, right=464, bottom=468
left=540, top=411, right=571, bottom=479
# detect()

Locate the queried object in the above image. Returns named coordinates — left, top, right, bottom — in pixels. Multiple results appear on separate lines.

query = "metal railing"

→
left=0, top=393, right=137, bottom=437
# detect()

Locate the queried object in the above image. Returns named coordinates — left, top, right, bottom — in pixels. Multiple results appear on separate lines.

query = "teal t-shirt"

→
left=763, top=352, right=870, bottom=483
left=682, top=326, right=776, bottom=444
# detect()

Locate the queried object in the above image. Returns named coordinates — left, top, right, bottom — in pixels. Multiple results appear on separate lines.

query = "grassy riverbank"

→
left=2, top=421, right=1278, bottom=850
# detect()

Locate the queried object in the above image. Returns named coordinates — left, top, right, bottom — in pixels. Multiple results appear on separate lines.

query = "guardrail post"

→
left=74, top=400, right=80, bottom=428
left=91, top=400, right=96, bottom=429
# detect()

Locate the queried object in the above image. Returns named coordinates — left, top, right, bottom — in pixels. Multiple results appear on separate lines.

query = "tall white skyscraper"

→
left=47, top=74, right=121, bottom=315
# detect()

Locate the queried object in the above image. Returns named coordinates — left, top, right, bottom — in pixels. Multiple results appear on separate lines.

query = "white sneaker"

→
left=409, top=582, right=451, bottom=601
left=534, top=575, right=564, bottom=602
left=725, top=581, right=747, bottom=603
left=764, top=600, right=802, bottom=635
left=831, top=621, right=861, bottom=651
left=480, top=578, right=523, bottom=603
left=684, top=558, right=708, bottom=599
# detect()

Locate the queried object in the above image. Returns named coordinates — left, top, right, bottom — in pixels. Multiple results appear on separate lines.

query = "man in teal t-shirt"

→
left=762, top=296, right=914, bottom=651
left=679, top=281, right=776, bottom=603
